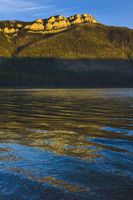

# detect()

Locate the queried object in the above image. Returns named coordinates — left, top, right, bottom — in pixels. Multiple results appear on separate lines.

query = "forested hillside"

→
left=0, top=14, right=133, bottom=88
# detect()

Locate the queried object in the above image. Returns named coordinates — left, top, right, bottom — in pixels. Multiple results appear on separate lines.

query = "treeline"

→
left=0, top=58, right=132, bottom=88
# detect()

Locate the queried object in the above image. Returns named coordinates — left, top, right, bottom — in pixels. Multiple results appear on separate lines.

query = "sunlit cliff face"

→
left=0, top=14, right=98, bottom=36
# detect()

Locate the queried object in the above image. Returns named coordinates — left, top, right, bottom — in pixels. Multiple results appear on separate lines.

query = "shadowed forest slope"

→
left=0, top=58, right=133, bottom=88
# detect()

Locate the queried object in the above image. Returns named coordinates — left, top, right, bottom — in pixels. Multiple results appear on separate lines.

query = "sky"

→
left=0, top=0, right=133, bottom=28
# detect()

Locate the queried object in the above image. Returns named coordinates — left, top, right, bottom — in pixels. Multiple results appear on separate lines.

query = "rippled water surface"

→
left=0, top=89, right=133, bottom=200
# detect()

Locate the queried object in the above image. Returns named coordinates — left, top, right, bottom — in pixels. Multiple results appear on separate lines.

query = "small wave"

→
left=101, top=127, right=133, bottom=136
left=27, top=128, right=48, bottom=134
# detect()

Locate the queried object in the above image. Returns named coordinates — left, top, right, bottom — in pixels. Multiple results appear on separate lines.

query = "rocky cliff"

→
left=0, top=14, right=98, bottom=37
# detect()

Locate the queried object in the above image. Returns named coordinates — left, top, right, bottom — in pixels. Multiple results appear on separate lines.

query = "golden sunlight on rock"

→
left=52, top=21, right=59, bottom=29
left=1, top=13, right=98, bottom=36
left=28, top=23, right=44, bottom=31
left=3, top=27, right=18, bottom=34
left=48, top=16, right=56, bottom=23
left=45, top=23, right=53, bottom=31
left=75, top=14, right=82, bottom=18
left=71, top=17, right=83, bottom=25
left=56, top=15, right=67, bottom=21
left=36, top=19, right=44, bottom=24
left=54, top=20, right=68, bottom=29
left=17, top=24, right=23, bottom=28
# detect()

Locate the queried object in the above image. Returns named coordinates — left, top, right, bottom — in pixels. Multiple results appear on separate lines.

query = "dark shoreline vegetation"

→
left=0, top=58, right=133, bottom=88
left=0, top=23, right=133, bottom=88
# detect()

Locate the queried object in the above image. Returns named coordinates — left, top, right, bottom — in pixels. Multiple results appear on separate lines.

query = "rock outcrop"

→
left=48, top=16, right=56, bottom=24
left=27, top=23, right=44, bottom=31
left=24, top=19, right=44, bottom=31
left=0, top=13, right=98, bottom=36
left=17, top=24, right=23, bottom=28
left=45, top=23, right=53, bottom=31
left=3, top=27, right=19, bottom=34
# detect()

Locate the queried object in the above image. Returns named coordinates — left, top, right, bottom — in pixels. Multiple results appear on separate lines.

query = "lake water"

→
left=0, top=89, right=133, bottom=200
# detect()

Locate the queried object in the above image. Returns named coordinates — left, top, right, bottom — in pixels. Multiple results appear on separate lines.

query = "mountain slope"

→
left=0, top=14, right=133, bottom=88
left=0, top=32, right=14, bottom=57
left=14, top=23, right=133, bottom=59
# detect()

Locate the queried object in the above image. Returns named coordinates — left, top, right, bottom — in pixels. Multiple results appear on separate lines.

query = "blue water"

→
left=0, top=89, right=133, bottom=200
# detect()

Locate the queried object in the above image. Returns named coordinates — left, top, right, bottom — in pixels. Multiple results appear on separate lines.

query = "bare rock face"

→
left=3, top=27, right=18, bottom=34
left=29, top=23, right=44, bottom=31
left=45, top=23, right=53, bottom=31
left=24, top=19, right=44, bottom=31
left=83, top=14, right=91, bottom=18
left=24, top=25, right=31, bottom=30
left=71, top=18, right=83, bottom=25
left=75, top=14, right=82, bottom=18
left=91, top=19, right=97, bottom=23
left=53, top=20, right=68, bottom=29
left=48, top=16, right=56, bottom=24
left=69, top=13, right=98, bottom=25
left=46, top=15, right=71, bottom=30
left=67, top=21, right=71, bottom=27
left=17, top=24, right=23, bottom=28
left=36, top=19, right=44, bottom=24
left=56, top=15, right=65, bottom=21
left=69, top=16, right=75, bottom=21
left=0, top=13, right=98, bottom=35
left=82, top=14, right=98, bottom=23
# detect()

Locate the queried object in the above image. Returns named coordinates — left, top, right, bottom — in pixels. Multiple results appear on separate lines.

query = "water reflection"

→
left=0, top=89, right=133, bottom=199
